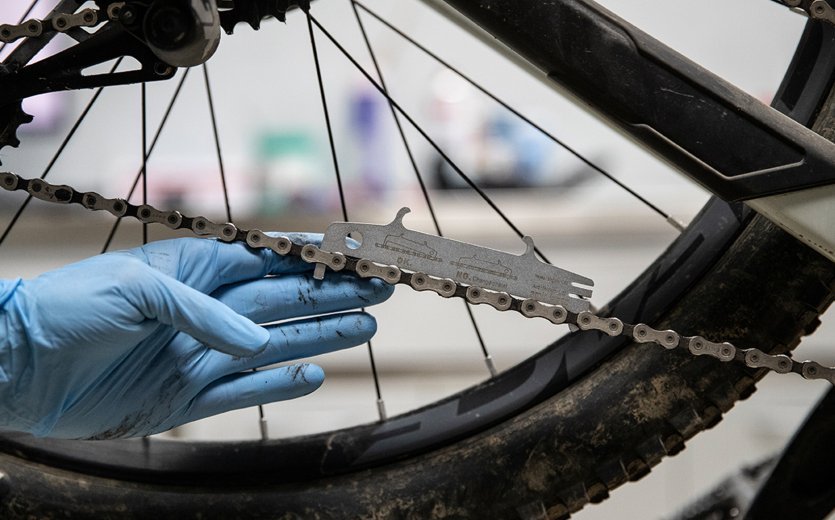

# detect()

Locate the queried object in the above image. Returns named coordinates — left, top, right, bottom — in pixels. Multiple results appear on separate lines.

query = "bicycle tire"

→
left=1, top=2, right=835, bottom=519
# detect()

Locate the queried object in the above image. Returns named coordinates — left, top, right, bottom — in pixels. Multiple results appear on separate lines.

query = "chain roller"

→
left=743, top=348, right=793, bottom=374
left=519, top=299, right=568, bottom=324
left=302, top=244, right=346, bottom=272
left=633, top=324, right=680, bottom=350
left=136, top=205, right=183, bottom=230
left=465, top=286, right=512, bottom=311
left=27, top=178, right=73, bottom=204
left=687, top=336, right=736, bottom=362
left=3, top=171, right=835, bottom=386
left=80, top=192, right=128, bottom=218
left=410, top=273, right=457, bottom=298
left=576, top=311, right=624, bottom=337
left=191, top=217, right=237, bottom=242
left=355, top=259, right=402, bottom=285
left=245, top=230, right=293, bottom=255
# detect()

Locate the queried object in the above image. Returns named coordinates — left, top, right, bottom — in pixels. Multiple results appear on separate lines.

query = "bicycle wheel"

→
left=0, top=1, right=834, bottom=518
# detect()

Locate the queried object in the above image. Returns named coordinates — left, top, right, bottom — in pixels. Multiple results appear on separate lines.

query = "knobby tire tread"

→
left=2, top=207, right=833, bottom=520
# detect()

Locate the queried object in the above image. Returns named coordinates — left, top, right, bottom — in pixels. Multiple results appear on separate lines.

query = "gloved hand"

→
left=0, top=233, right=393, bottom=439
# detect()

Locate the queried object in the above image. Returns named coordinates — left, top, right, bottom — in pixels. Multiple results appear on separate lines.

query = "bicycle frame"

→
left=423, top=0, right=835, bottom=262
left=2, top=3, right=835, bottom=517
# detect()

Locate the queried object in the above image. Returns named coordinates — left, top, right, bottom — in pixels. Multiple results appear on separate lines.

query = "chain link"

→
left=782, top=0, right=835, bottom=25
left=0, top=7, right=102, bottom=44
left=3, top=171, right=834, bottom=386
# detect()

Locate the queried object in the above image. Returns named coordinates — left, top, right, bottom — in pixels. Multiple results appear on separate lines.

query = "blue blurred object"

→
left=349, top=86, right=391, bottom=197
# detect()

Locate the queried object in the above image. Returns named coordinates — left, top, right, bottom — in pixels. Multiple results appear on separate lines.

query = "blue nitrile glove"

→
left=0, top=233, right=393, bottom=439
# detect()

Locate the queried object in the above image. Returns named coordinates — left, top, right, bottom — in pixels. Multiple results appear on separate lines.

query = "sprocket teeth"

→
left=0, top=102, right=33, bottom=163
left=219, top=0, right=303, bottom=34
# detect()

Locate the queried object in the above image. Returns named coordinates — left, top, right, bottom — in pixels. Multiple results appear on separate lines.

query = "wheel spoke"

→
left=308, top=14, right=552, bottom=263
left=0, top=57, right=124, bottom=249
left=141, top=82, right=148, bottom=245
left=202, top=64, right=233, bottom=223
left=352, top=1, right=681, bottom=232
left=306, top=10, right=387, bottom=421
left=351, top=2, right=496, bottom=377
left=202, top=62, right=268, bottom=437
left=101, top=69, right=191, bottom=253
left=306, top=12, right=347, bottom=222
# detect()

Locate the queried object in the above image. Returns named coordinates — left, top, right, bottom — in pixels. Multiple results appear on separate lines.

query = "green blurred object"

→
left=255, top=130, right=329, bottom=215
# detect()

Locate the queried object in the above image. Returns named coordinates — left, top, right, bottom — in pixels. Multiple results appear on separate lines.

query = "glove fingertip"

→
left=353, top=312, right=378, bottom=341
left=279, top=363, right=325, bottom=397
left=294, top=362, right=325, bottom=386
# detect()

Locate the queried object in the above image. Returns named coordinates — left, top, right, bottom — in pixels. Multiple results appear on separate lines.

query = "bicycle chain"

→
left=783, top=0, right=835, bottom=25
left=0, top=7, right=106, bottom=44
left=2, top=0, right=832, bottom=45
left=2, top=170, right=833, bottom=386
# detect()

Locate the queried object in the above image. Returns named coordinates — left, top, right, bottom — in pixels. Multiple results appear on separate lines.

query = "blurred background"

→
left=0, top=0, right=830, bottom=517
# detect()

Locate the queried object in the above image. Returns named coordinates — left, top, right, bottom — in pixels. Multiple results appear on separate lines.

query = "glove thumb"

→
left=124, top=267, right=269, bottom=356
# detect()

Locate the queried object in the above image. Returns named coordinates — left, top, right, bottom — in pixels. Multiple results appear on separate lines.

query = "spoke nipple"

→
left=485, top=355, right=498, bottom=377
left=259, top=417, right=269, bottom=441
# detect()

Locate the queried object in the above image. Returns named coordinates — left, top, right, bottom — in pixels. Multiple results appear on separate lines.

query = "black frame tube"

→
left=436, top=0, right=835, bottom=201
